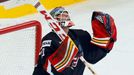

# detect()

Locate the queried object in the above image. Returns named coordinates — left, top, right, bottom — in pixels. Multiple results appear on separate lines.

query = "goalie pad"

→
left=91, top=11, right=117, bottom=52
left=44, top=36, right=78, bottom=72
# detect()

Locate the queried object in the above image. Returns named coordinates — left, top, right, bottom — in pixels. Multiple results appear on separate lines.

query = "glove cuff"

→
left=91, top=36, right=111, bottom=48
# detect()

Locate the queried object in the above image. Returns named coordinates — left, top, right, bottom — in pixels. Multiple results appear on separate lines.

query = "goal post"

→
left=0, top=20, right=42, bottom=75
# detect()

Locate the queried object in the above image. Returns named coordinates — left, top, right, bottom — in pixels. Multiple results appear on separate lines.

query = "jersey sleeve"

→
left=70, top=29, right=108, bottom=64
left=81, top=30, right=108, bottom=64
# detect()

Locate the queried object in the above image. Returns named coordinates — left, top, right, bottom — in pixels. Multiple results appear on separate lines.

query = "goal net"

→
left=0, top=20, right=42, bottom=75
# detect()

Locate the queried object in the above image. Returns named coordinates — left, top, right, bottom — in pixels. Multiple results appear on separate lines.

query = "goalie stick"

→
left=29, top=0, right=97, bottom=75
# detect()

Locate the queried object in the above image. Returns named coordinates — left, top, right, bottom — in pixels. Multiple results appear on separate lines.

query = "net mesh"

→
left=0, top=21, right=41, bottom=75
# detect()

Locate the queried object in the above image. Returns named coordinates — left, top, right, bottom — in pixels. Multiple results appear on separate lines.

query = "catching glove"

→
left=91, top=11, right=117, bottom=52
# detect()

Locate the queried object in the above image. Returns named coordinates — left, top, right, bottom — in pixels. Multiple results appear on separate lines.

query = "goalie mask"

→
left=50, top=7, right=74, bottom=27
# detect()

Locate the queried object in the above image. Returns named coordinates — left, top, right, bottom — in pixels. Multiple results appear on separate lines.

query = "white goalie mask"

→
left=50, top=7, right=75, bottom=27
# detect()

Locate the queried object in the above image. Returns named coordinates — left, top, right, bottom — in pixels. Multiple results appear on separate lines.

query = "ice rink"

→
left=1, top=0, right=134, bottom=75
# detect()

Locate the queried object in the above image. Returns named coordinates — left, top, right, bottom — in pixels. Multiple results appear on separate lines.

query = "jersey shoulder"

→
left=42, top=31, right=61, bottom=42
left=69, top=29, right=91, bottom=39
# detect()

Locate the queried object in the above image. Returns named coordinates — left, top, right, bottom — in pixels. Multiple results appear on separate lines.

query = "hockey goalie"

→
left=33, top=7, right=117, bottom=75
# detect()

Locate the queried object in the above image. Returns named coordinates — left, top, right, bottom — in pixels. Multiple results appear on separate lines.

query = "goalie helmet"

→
left=50, top=7, right=74, bottom=27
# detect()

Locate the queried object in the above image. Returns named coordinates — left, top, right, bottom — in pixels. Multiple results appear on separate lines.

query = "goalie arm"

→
left=71, top=29, right=108, bottom=64
left=81, top=11, right=117, bottom=64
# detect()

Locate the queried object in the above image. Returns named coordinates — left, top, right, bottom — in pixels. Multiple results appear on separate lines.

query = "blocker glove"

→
left=91, top=11, right=117, bottom=52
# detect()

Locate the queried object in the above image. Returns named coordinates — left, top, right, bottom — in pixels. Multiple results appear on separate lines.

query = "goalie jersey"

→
left=33, top=29, right=108, bottom=75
